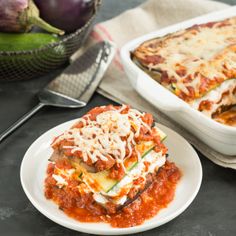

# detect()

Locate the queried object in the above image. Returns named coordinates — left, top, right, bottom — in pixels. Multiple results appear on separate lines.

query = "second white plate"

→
left=20, top=120, right=202, bottom=235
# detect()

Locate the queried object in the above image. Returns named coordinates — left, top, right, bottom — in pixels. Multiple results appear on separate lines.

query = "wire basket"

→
left=0, top=0, right=101, bottom=82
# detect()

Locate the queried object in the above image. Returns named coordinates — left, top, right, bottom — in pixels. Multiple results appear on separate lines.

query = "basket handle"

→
left=95, top=0, right=102, bottom=12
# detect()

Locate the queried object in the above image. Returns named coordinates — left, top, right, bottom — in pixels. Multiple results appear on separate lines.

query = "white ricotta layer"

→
left=92, top=150, right=166, bottom=205
left=191, top=79, right=236, bottom=116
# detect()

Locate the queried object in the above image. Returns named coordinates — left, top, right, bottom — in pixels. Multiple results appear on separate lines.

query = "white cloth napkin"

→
left=73, top=0, right=236, bottom=169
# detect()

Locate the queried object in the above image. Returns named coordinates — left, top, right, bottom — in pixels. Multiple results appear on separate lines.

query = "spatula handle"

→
left=0, top=103, right=45, bottom=143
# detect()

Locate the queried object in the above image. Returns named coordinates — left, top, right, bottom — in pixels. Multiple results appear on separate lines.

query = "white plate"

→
left=20, top=119, right=202, bottom=235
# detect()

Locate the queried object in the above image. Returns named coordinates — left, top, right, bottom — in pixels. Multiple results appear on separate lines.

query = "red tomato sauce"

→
left=45, top=161, right=181, bottom=228
left=213, top=107, right=236, bottom=126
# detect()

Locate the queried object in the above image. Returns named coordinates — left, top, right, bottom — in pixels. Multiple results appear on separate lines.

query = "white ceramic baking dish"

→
left=121, top=6, right=236, bottom=155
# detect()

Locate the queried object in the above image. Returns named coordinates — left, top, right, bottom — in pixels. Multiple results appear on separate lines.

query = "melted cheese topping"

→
left=52, top=106, right=151, bottom=166
left=133, top=17, right=236, bottom=101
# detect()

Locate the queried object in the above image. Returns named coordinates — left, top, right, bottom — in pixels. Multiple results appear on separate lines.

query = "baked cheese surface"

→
left=133, top=17, right=236, bottom=103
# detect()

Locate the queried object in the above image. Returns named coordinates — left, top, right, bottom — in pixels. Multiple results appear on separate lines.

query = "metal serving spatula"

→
left=0, top=41, right=115, bottom=142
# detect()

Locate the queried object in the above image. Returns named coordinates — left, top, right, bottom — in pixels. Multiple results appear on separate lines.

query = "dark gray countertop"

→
left=0, top=1, right=236, bottom=235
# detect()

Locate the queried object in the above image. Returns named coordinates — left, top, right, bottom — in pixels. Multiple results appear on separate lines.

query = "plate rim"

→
left=20, top=119, right=202, bottom=235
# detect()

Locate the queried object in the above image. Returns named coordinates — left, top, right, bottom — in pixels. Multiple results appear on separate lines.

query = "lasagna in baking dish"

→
left=132, top=17, right=236, bottom=125
left=44, top=105, right=181, bottom=228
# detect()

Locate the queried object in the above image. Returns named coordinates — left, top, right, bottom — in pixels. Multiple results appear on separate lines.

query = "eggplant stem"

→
left=29, top=16, right=65, bottom=35
left=27, top=0, right=64, bottom=35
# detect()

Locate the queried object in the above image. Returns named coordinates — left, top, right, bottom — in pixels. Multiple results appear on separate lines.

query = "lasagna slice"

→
left=47, top=105, right=168, bottom=213
left=132, top=17, right=236, bottom=119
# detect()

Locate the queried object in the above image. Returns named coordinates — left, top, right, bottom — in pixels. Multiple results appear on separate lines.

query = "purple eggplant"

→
left=0, top=0, right=64, bottom=35
left=34, top=0, right=96, bottom=32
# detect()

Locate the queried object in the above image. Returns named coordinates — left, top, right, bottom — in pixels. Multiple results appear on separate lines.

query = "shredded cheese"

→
left=52, top=106, right=151, bottom=167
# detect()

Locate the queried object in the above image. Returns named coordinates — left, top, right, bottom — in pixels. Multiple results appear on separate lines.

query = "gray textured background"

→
left=0, top=0, right=236, bottom=236
left=95, top=0, right=236, bottom=23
